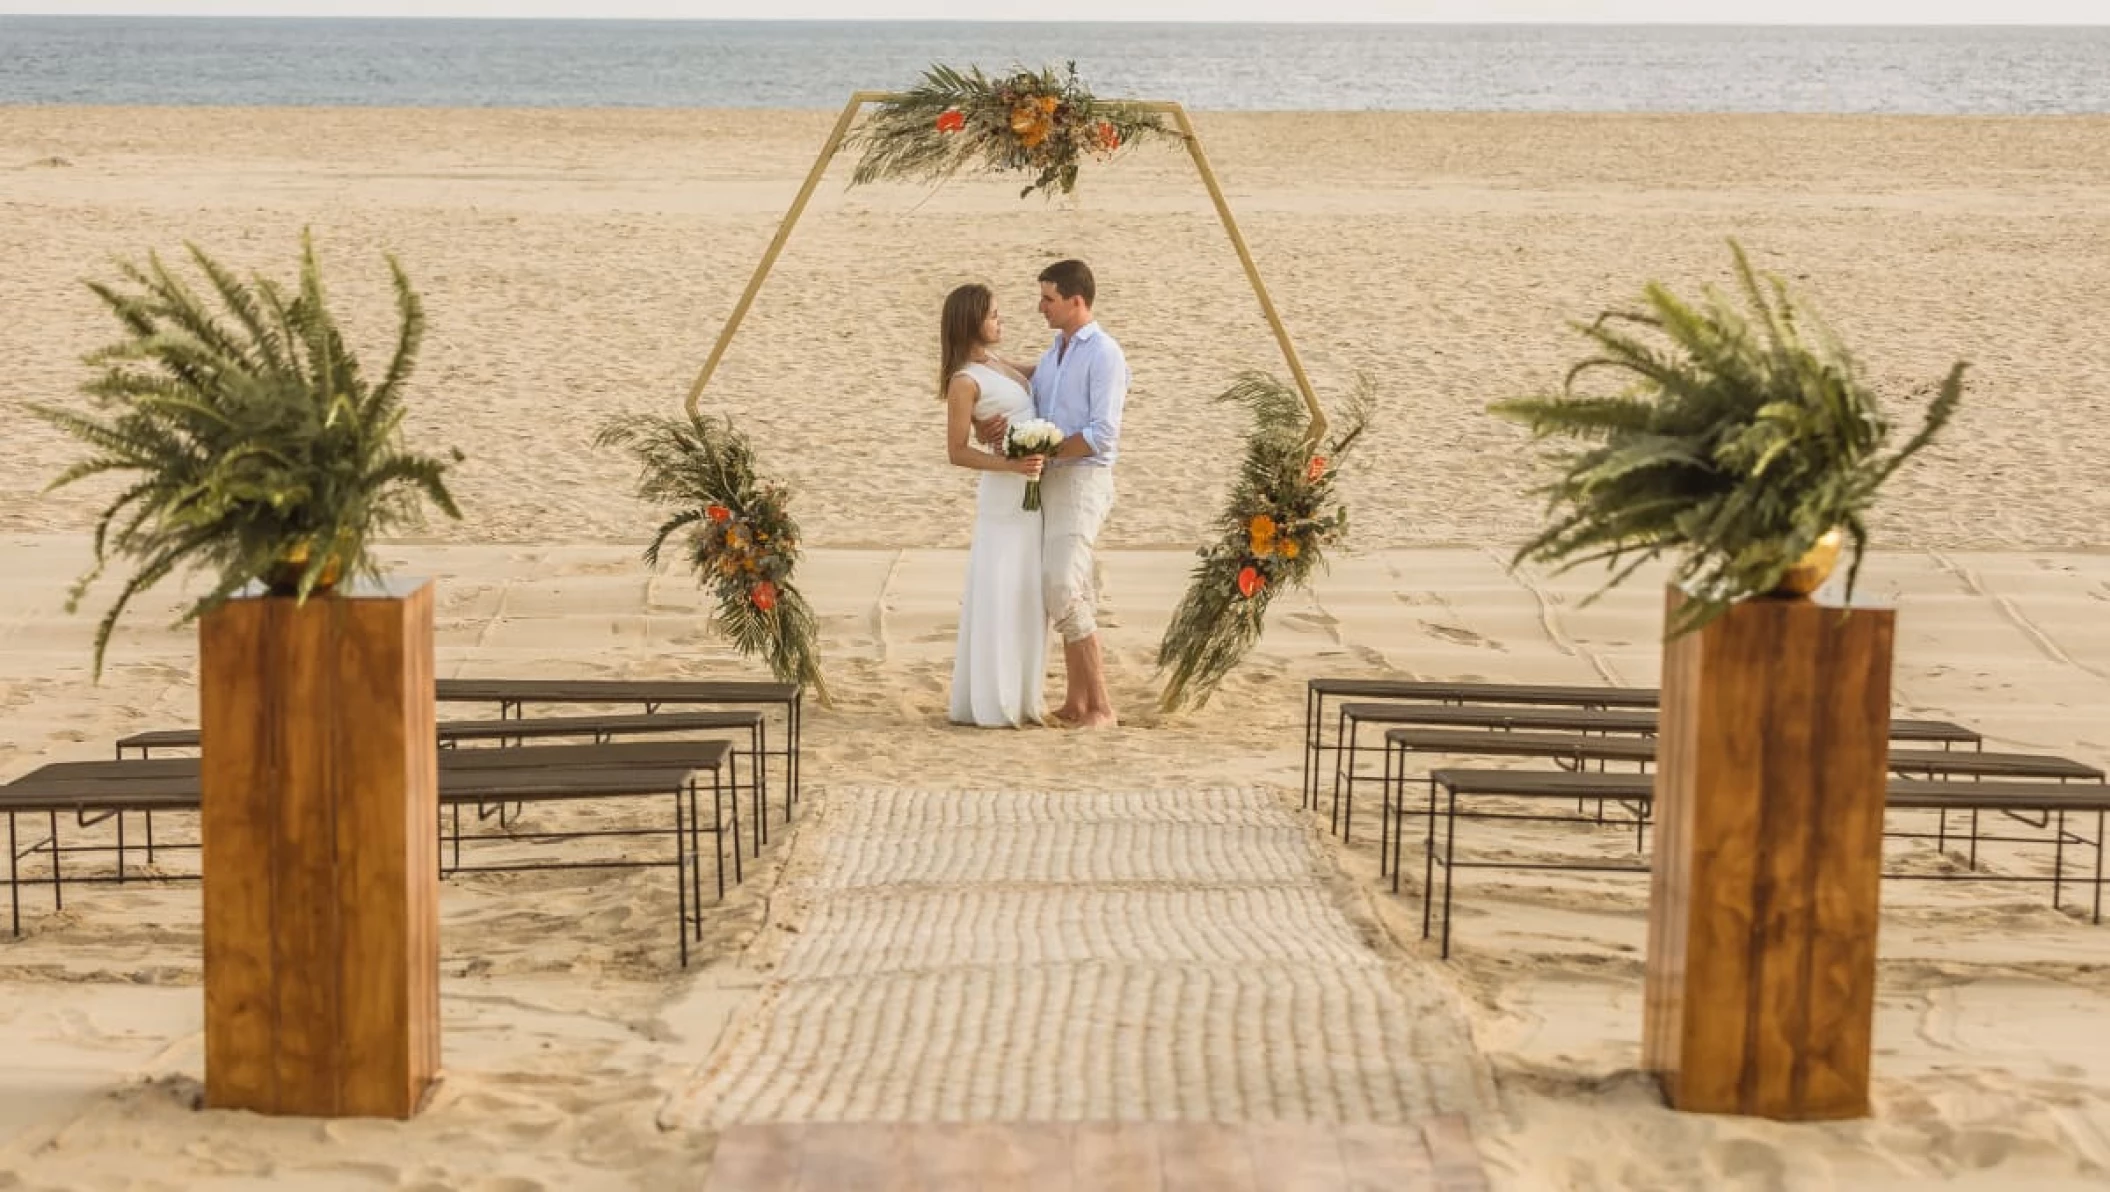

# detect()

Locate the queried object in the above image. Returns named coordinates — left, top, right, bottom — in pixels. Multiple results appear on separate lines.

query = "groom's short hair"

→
left=1038, top=259, right=1095, bottom=308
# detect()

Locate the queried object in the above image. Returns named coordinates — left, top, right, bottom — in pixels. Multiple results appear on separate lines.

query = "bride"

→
left=939, top=282, right=1051, bottom=727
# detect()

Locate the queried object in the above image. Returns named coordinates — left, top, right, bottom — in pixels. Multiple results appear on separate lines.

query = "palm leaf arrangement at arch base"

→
left=1156, top=372, right=1374, bottom=714
left=596, top=412, right=830, bottom=706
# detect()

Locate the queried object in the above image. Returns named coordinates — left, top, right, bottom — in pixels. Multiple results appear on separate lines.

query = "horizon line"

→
left=5, top=13, right=2108, bottom=26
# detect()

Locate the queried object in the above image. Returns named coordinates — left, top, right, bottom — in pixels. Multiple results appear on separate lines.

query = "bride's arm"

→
left=1004, top=356, right=1037, bottom=380
left=947, top=375, right=1038, bottom=474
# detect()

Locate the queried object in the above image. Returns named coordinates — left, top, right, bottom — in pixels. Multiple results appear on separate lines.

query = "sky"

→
left=2, top=0, right=2104, bottom=22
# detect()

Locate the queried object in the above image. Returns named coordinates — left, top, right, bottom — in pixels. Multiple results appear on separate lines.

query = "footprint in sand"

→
left=1422, top=621, right=1506, bottom=651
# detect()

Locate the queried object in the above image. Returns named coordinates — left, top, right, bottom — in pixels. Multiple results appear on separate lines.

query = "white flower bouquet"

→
left=1003, top=418, right=1065, bottom=511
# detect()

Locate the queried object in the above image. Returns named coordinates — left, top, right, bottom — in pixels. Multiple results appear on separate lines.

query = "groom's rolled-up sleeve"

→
left=1079, top=341, right=1128, bottom=458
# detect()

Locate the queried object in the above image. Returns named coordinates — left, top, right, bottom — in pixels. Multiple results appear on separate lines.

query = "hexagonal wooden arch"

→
left=680, top=92, right=1326, bottom=449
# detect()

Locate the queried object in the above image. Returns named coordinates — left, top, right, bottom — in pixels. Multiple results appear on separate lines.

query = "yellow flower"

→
left=1281, top=539, right=1301, bottom=560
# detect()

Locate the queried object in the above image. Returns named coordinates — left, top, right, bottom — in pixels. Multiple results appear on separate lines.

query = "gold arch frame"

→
left=681, top=93, right=1326, bottom=448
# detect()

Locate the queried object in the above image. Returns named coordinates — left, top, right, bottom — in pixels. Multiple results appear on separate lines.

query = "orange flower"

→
left=1306, top=456, right=1328, bottom=483
left=1011, top=104, right=1038, bottom=134
left=750, top=580, right=778, bottom=612
left=1020, top=123, right=1049, bottom=149
left=1037, top=95, right=1059, bottom=114
left=706, top=504, right=731, bottom=522
left=1237, top=565, right=1265, bottom=599
left=936, top=109, right=965, bottom=133
left=1095, top=121, right=1120, bottom=151
left=1281, top=539, right=1301, bottom=561
left=1247, top=513, right=1277, bottom=555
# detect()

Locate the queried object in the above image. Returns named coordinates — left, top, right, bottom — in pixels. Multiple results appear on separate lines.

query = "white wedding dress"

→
left=948, top=362, right=1047, bottom=727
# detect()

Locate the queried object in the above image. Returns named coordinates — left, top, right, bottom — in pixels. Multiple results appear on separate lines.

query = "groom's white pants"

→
left=1039, top=464, right=1115, bottom=645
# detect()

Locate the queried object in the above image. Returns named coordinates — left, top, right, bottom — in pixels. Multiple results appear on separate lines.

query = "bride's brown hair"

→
left=938, top=282, right=993, bottom=401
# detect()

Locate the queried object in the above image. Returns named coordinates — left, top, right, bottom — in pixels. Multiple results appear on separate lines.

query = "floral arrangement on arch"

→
left=595, top=412, right=830, bottom=704
left=846, top=62, right=1170, bottom=199
left=1157, top=372, right=1374, bottom=713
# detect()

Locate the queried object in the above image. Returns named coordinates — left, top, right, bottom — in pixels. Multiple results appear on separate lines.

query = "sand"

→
left=2, top=107, right=2109, bottom=1189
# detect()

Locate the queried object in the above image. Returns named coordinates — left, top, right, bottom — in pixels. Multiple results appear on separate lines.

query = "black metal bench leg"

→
left=2094, top=810, right=2104, bottom=925
left=48, top=811, right=61, bottom=912
left=145, top=811, right=155, bottom=867
left=2054, top=809, right=2067, bottom=915
left=1440, top=787, right=1460, bottom=960
left=744, top=750, right=763, bottom=858
left=1390, top=758, right=1406, bottom=896
left=753, top=723, right=772, bottom=827
left=8, top=813, right=19, bottom=937
left=1304, top=686, right=1319, bottom=811
left=1379, top=740, right=1395, bottom=880
left=1333, top=717, right=1362, bottom=840
left=729, top=769, right=743, bottom=888
left=1421, top=776, right=1439, bottom=940
left=115, top=812, right=125, bottom=885
left=1329, top=708, right=1351, bottom=832
left=675, top=784, right=690, bottom=968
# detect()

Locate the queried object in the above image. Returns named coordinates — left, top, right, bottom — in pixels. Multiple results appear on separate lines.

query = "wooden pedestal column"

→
left=1643, top=585, right=1894, bottom=1121
left=199, top=578, right=440, bottom=1119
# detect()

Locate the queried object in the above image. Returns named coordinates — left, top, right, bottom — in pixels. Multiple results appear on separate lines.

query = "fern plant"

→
left=1490, top=240, right=1963, bottom=634
left=33, top=231, right=464, bottom=678
left=595, top=412, right=830, bottom=705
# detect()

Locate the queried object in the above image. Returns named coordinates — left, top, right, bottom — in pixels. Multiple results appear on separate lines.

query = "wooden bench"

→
left=113, top=708, right=773, bottom=863
left=436, top=677, right=804, bottom=835
left=1302, top=678, right=1660, bottom=810
left=1373, top=727, right=2103, bottom=879
left=4, top=740, right=740, bottom=966
left=1410, top=769, right=2110, bottom=957
left=1329, top=702, right=1982, bottom=845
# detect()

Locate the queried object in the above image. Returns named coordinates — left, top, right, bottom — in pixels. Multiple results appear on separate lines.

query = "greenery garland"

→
left=1157, top=372, right=1373, bottom=713
left=1490, top=239, right=1964, bottom=634
left=845, top=62, right=1171, bottom=200
left=596, top=413, right=830, bottom=705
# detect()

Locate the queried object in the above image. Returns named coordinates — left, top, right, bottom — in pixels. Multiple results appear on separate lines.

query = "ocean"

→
left=1, top=17, right=2106, bottom=113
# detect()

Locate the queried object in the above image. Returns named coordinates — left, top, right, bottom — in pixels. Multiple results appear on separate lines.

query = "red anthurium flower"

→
left=1236, top=565, right=1264, bottom=599
left=750, top=580, right=779, bottom=611
left=936, top=109, right=966, bottom=133
left=706, top=504, right=731, bottom=522
left=1306, top=456, right=1328, bottom=483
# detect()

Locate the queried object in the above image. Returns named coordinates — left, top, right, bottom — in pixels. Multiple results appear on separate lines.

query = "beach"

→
left=3, top=107, right=2110, bottom=1189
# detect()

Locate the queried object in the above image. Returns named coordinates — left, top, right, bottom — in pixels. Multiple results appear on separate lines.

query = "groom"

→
left=981, top=259, right=1128, bottom=728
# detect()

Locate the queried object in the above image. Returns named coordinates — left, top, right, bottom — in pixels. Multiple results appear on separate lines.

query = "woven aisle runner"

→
left=667, top=788, right=1494, bottom=1190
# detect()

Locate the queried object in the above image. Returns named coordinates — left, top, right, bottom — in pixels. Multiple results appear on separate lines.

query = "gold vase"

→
left=1769, top=528, right=1844, bottom=598
left=264, top=540, right=343, bottom=596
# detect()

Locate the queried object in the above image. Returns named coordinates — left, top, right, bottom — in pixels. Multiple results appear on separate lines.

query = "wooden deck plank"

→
left=786, top=1122, right=917, bottom=1192
left=1242, top=1121, right=1352, bottom=1191
left=709, top=1124, right=800, bottom=1191
left=1069, top=1121, right=1164, bottom=1192
left=1159, top=1123, right=1257, bottom=1192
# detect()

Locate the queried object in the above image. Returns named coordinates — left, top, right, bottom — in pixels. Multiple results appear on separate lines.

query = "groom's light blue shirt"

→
left=1032, top=321, right=1127, bottom=470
